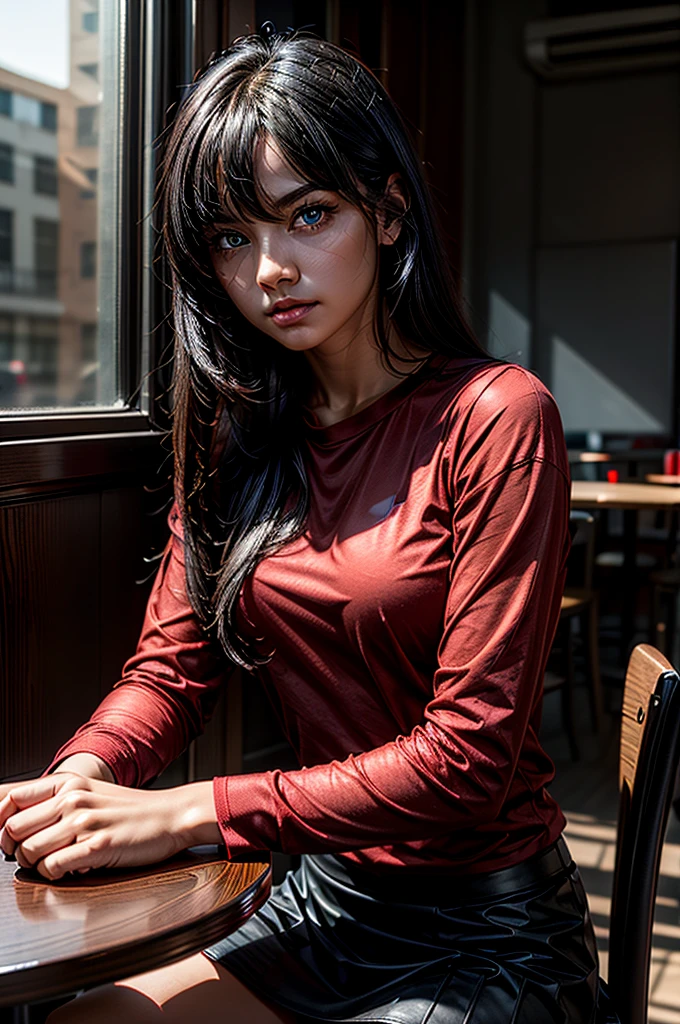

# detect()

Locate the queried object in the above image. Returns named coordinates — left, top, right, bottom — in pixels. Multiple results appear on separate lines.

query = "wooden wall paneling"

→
left=380, top=0, right=422, bottom=148
left=0, top=494, right=101, bottom=779
left=419, top=0, right=467, bottom=276
left=329, top=0, right=382, bottom=69
left=99, top=486, right=159, bottom=700
left=227, top=0, right=257, bottom=40
left=195, top=0, right=232, bottom=70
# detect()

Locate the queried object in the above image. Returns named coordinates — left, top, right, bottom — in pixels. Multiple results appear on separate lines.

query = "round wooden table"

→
left=0, top=846, right=270, bottom=1008
left=571, top=480, right=680, bottom=511
left=571, top=481, right=680, bottom=666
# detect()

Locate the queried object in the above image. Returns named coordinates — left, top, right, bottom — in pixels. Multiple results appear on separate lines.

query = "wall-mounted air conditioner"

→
left=525, top=5, right=680, bottom=79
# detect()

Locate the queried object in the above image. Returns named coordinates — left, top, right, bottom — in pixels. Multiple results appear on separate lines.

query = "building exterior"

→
left=0, top=0, right=100, bottom=408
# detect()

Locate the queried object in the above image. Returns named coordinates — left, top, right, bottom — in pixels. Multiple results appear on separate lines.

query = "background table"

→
left=0, top=846, right=270, bottom=1008
left=568, top=449, right=665, bottom=479
left=571, top=481, right=680, bottom=665
left=571, top=481, right=680, bottom=511
left=646, top=474, right=680, bottom=486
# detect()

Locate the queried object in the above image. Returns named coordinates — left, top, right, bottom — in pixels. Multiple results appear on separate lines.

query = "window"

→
left=82, top=11, right=99, bottom=33
left=0, top=209, right=12, bottom=266
left=34, top=155, right=58, bottom=196
left=13, top=93, right=41, bottom=128
left=80, top=167, right=98, bottom=199
left=79, top=63, right=99, bottom=81
left=0, top=0, right=146, bottom=416
left=0, top=143, right=13, bottom=184
left=0, top=315, right=14, bottom=361
left=81, top=322, right=97, bottom=362
left=34, top=219, right=59, bottom=296
left=77, top=106, right=99, bottom=147
left=41, top=102, right=57, bottom=133
left=80, top=241, right=96, bottom=279
left=27, top=318, right=59, bottom=379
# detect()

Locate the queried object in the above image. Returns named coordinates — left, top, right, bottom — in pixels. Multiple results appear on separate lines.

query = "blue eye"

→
left=220, top=231, right=247, bottom=250
left=299, top=207, right=324, bottom=227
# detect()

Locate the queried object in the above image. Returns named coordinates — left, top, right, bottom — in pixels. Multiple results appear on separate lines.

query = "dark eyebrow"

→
left=214, top=184, right=329, bottom=228
left=270, top=183, right=328, bottom=212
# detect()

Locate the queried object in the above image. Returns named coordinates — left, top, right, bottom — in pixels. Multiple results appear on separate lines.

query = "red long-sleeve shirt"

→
left=48, top=357, right=571, bottom=875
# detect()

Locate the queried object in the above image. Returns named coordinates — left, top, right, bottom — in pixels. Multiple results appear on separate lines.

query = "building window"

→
left=79, top=63, right=99, bottom=81
left=0, top=209, right=13, bottom=266
left=0, top=315, right=14, bottom=362
left=34, top=156, right=58, bottom=196
left=0, top=315, right=18, bottom=406
left=82, top=11, right=99, bottom=33
left=80, top=241, right=97, bottom=279
left=34, top=219, right=59, bottom=296
left=77, top=106, right=99, bottom=147
left=80, top=167, right=98, bottom=199
left=0, top=143, right=14, bottom=184
left=13, top=93, right=41, bottom=127
left=0, top=89, right=11, bottom=118
left=41, top=102, right=57, bottom=133
left=27, top=318, right=59, bottom=380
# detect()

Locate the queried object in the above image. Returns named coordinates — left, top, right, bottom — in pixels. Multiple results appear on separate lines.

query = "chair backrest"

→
left=567, top=509, right=596, bottom=590
left=608, top=644, right=680, bottom=1024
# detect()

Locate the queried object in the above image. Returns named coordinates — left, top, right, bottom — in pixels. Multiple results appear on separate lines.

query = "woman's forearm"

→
left=51, top=753, right=115, bottom=784
left=174, top=780, right=223, bottom=846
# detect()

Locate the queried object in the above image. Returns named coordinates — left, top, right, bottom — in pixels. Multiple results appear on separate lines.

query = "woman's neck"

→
left=303, top=320, right=430, bottom=428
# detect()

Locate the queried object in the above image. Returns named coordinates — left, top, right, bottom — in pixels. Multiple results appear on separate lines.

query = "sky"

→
left=0, top=0, right=70, bottom=90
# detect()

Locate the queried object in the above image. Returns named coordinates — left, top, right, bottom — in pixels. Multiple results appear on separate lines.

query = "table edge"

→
left=0, top=861, right=271, bottom=1008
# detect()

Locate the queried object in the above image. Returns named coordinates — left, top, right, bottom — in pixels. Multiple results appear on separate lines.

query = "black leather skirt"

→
left=203, top=836, right=620, bottom=1023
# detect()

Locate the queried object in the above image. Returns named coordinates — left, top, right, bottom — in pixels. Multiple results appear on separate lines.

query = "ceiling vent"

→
left=524, top=5, right=680, bottom=79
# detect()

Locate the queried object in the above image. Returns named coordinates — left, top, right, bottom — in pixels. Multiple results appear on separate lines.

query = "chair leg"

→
left=562, top=619, right=580, bottom=761
left=584, top=599, right=603, bottom=733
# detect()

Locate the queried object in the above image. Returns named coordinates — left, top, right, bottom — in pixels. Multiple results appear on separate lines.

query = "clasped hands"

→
left=0, top=765, right=220, bottom=881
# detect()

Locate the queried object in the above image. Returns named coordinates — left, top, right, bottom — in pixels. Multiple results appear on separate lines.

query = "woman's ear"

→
left=377, top=172, right=408, bottom=246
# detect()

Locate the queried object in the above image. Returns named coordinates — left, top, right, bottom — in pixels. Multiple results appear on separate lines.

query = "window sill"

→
left=0, top=425, right=167, bottom=495
left=0, top=408, right=158, bottom=442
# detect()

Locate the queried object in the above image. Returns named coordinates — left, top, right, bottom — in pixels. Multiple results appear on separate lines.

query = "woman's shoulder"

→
left=432, top=357, right=568, bottom=475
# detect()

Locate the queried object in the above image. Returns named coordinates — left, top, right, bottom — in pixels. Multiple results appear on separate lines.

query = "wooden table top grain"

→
left=571, top=480, right=680, bottom=510
left=0, top=846, right=270, bottom=1007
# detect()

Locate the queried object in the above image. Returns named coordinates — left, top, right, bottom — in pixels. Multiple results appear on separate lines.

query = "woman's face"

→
left=206, top=137, right=399, bottom=356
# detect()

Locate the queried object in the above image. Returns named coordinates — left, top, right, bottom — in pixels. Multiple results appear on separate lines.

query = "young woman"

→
left=0, top=24, right=617, bottom=1024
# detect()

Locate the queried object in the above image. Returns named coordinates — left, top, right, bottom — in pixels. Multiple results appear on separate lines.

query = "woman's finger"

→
left=0, top=777, right=62, bottom=828
left=3, top=794, right=63, bottom=845
left=38, top=836, right=108, bottom=881
left=15, top=816, right=85, bottom=869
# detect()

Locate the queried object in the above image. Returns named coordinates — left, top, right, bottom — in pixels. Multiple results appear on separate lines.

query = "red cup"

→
left=664, top=449, right=680, bottom=476
left=607, top=469, right=619, bottom=483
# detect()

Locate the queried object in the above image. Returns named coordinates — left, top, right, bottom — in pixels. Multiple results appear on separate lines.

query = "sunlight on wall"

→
left=488, top=290, right=531, bottom=366
left=551, top=335, right=664, bottom=433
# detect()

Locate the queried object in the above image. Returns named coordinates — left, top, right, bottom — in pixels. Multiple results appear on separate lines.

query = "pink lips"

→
left=270, top=302, right=318, bottom=326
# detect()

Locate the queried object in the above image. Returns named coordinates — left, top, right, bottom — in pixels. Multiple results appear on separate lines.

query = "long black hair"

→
left=158, top=24, right=488, bottom=669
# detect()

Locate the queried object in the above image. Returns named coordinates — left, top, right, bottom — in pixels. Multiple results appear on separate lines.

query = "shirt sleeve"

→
left=44, top=505, right=232, bottom=787
left=213, top=369, right=572, bottom=857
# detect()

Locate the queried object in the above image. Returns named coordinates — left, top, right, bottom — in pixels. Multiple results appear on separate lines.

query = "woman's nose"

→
left=255, top=247, right=299, bottom=291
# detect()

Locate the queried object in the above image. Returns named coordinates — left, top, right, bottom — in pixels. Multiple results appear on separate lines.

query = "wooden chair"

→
left=606, top=644, right=680, bottom=1024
